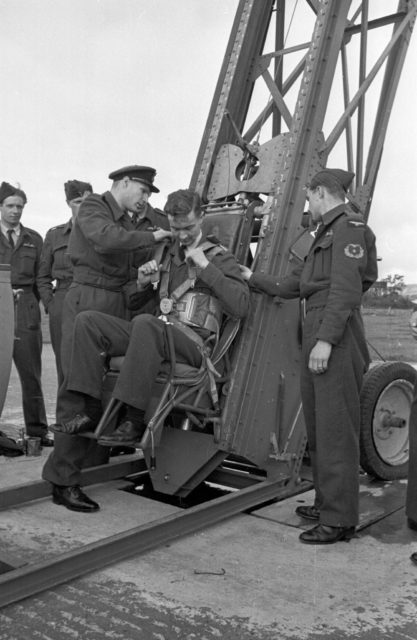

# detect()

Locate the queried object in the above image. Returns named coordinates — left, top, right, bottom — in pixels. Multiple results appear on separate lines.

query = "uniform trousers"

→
left=47, top=287, right=70, bottom=388
left=14, top=291, right=48, bottom=437
left=67, top=311, right=202, bottom=411
left=42, top=311, right=202, bottom=487
left=43, top=283, right=127, bottom=487
left=406, top=380, right=417, bottom=523
left=300, top=306, right=369, bottom=527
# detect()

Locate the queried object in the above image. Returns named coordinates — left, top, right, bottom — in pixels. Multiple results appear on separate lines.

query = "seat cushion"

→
left=108, top=356, right=201, bottom=380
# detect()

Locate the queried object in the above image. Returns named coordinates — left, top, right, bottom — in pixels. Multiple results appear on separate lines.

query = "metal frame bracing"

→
left=189, top=0, right=417, bottom=481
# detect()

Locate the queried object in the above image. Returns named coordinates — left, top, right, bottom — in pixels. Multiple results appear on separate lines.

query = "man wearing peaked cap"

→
left=37, top=179, right=93, bottom=388
left=42, top=164, right=171, bottom=513
left=0, top=181, right=52, bottom=446
left=108, top=165, right=160, bottom=193
left=240, top=167, right=378, bottom=545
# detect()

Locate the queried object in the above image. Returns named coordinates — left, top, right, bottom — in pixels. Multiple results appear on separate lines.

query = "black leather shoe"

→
left=50, top=413, right=93, bottom=435
left=40, top=435, right=54, bottom=447
left=295, top=505, right=320, bottom=521
left=98, top=420, right=146, bottom=447
left=52, top=485, right=100, bottom=512
left=408, top=518, right=417, bottom=531
left=410, top=552, right=417, bottom=565
left=299, top=524, right=356, bottom=545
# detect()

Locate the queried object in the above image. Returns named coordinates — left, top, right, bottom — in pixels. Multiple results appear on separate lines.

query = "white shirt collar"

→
left=1, top=222, right=21, bottom=238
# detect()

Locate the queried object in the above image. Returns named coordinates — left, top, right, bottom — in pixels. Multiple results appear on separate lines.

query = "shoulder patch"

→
left=344, top=243, right=364, bottom=259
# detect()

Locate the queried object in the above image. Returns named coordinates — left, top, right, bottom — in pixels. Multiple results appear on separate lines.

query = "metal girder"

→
left=220, top=1, right=353, bottom=470
left=187, top=0, right=416, bottom=483
left=0, top=458, right=146, bottom=510
left=190, top=0, right=275, bottom=198
left=0, top=476, right=310, bottom=609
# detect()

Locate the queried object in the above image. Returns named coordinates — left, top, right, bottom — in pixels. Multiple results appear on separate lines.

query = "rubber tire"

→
left=360, top=361, right=416, bottom=480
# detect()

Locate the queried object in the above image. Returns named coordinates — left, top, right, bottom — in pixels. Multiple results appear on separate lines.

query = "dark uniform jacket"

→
left=0, top=224, right=43, bottom=294
left=131, top=234, right=250, bottom=325
left=131, top=203, right=170, bottom=277
left=68, top=191, right=157, bottom=291
left=250, top=204, right=377, bottom=344
left=37, top=219, right=73, bottom=309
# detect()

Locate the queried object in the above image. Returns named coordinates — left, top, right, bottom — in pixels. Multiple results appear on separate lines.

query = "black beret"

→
left=0, top=181, right=27, bottom=205
left=310, top=168, right=354, bottom=192
left=64, top=180, right=93, bottom=201
left=108, top=165, right=159, bottom=193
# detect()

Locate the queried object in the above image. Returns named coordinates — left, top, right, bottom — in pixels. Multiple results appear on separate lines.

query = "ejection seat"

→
left=92, top=200, right=257, bottom=486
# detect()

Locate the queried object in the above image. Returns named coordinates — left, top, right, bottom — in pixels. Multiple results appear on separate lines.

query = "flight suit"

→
left=43, top=236, right=249, bottom=487
left=249, top=204, right=378, bottom=527
left=0, top=225, right=48, bottom=437
left=37, top=219, right=73, bottom=386
left=43, top=190, right=158, bottom=486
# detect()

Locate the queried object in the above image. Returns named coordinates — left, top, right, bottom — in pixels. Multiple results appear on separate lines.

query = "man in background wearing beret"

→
left=0, top=181, right=53, bottom=447
left=240, top=168, right=378, bottom=544
left=42, top=165, right=171, bottom=512
left=37, top=179, right=93, bottom=387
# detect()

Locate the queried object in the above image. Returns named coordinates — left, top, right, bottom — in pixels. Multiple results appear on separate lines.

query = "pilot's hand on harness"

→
left=184, top=246, right=209, bottom=270
left=137, top=260, right=160, bottom=288
left=239, top=264, right=253, bottom=281
left=309, top=339, right=332, bottom=374
left=410, top=310, right=417, bottom=340
left=152, top=228, right=172, bottom=242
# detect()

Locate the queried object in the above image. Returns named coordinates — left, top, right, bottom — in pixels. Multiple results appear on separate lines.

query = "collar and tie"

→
left=7, top=229, right=15, bottom=248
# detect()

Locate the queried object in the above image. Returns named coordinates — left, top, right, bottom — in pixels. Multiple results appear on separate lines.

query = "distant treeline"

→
left=362, top=290, right=415, bottom=309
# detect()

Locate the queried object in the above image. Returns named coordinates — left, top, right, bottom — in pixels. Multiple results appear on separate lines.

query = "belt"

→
left=304, top=290, right=329, bottom=311
left=73, top=278, right=125, bottom=293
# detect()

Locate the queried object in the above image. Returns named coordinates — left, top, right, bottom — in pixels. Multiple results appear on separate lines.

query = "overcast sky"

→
left=1, top=0, right=416, bottom=282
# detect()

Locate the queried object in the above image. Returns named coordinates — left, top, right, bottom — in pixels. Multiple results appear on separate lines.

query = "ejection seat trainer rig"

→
left=1, top=1, right=416, bottom=499
left=140, top=0, right=417, bottom=496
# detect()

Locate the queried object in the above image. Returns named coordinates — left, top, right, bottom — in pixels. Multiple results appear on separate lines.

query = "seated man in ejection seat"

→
left=50, top=189, right=249, bottom=506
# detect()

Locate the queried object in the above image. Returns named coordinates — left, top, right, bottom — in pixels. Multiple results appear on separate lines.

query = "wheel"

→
left=360, top=361, right=416, bottom=480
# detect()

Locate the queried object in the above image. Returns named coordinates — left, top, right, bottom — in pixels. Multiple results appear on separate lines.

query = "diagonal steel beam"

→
left=0, top=477, right=308, bottom=609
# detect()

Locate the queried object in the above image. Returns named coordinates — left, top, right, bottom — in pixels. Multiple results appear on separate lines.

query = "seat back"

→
left=96, top=202, right=252, bottom=450
left=202, top=202, right=255, bottom=264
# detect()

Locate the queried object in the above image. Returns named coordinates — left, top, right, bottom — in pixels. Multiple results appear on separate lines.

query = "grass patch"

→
left=363, top=307, right=417, bottom=362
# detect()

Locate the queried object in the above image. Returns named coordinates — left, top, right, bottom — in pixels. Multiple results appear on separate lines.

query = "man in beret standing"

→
left=37, top=179, right=93, bottom=387
left=42, top=165, right=171, bottom=512
left=240, top=168, right=378, bottom=544
left=0, top=181, right=53, bottom=446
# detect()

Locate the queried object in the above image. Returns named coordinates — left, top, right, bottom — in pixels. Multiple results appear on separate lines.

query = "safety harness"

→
left=155, top=240, right=225, bottom=404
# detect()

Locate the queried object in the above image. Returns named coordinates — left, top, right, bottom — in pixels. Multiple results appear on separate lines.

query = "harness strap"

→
left=159, top=241, right=224, bottom=302
left=148, top=241, right=170, bottom=289
left=165, top=315, right=221, bottom=406
left=157, top=240, right=225, bottom=405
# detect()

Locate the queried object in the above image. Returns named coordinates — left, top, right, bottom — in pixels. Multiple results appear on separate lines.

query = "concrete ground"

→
left=1, top=345, right=417, bottom=640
